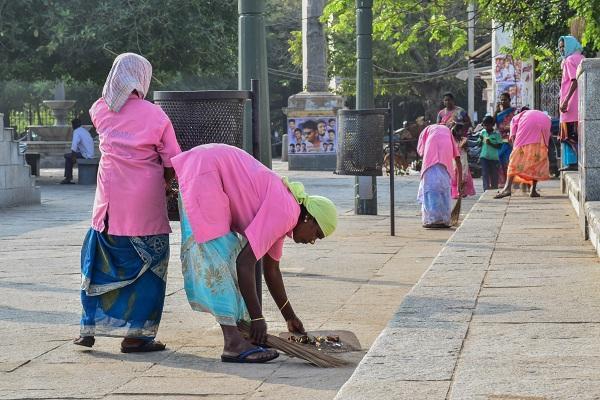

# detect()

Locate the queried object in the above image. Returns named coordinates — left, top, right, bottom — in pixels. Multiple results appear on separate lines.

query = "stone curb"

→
left=334, top=192, right=508, bottom=400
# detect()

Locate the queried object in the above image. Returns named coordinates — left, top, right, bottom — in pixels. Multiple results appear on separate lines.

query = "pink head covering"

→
left=102, top=53, right=152, bottom=112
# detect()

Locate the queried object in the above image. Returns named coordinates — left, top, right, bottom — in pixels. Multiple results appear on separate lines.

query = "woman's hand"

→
left=286, top=316, right=306, bottom=334
left=560, top=101, right=568, bottom=113
left=250, top=318, right=268, bottom=345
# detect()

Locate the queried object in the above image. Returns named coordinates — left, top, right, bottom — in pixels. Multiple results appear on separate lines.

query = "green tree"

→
left=0, top=0, right=238, bottom=83
left=320, top=0, right=483, bottom=118
left=480, top=0, right=600, bottom=80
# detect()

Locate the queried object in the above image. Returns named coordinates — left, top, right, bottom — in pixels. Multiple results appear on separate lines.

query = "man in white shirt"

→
left=61, top=118, right=95, bottom=184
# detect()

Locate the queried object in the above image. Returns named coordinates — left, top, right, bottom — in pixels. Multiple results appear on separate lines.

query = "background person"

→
left=495, top=108, right=551, bottom=198
left=478, top=116, right=502, bottom=191
left=171, top=144, right=337, bottom=363
left=558, top=35, right=585, bottom=171
left=437, top=92, right=471, bottom=138
left=74, top=53, right=181, bottom=352
left=493, top=92, right=516, bottom=186
left=417, top=124, right=462, bottom=228
left=61, top=118, right=94, bottom=184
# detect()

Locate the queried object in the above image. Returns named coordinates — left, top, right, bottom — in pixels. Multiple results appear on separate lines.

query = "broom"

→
left=238, top=321, right=350, bottom=368
left=451, top=196, right=461, bottom=226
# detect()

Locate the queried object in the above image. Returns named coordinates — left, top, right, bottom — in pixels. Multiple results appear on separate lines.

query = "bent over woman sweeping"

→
left=171, top=144, right=337, bottom=363
left=74, top=53, right=181, bottom=352
left=417, top=124, right=463, bottom=228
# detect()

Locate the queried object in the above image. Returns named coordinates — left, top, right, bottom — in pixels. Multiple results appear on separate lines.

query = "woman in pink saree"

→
left=417, top=124, right=463, bottom=228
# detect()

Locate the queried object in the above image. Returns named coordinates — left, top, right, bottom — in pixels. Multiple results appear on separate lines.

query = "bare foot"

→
left=530, top=190, right=540, bottom=198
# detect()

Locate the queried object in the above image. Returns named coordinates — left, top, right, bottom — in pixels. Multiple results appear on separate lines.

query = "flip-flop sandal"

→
left=120, top=340, right=166, bottom=353
left=221, top=347, right=279, bottom=364
left=494, top=191, right=511, bottom=199
left=74, top=336, right=95, bottom=348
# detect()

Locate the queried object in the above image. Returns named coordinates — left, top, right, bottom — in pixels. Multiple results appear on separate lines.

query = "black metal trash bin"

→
left=154, top=90, right=257, bottom=220
left=335, top=109, right=388, bottom=176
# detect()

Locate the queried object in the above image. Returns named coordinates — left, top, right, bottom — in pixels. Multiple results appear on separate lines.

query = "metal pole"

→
left=355, top=0, right=377, bottom=215
left=239, top=0, right=271, bottom=168
left=467, top=2, right=475, bottom=121
left=388, top=102, right=395, bottom=236
left=250, top=78, right=263, bottom=304
left=240, top=2, right=269, bottom=304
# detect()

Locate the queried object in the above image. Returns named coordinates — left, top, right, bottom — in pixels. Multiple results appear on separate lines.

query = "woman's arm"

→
left=236, top=244, right=267, bottom=344
left=263, top=254, right=306, bottom=334
left=560, top=80, right=578, bottom=113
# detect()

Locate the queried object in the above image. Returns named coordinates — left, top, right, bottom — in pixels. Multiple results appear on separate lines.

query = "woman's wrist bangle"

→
left=279, top=299, right=290, bottom=311
left=250, top=316, right=265, bottom=322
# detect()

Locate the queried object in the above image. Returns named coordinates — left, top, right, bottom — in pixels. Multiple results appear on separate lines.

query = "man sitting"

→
left=61, top=118, right=94, bottom=184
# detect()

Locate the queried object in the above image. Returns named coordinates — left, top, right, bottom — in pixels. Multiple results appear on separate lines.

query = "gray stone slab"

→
left=449, top=323, right=600, bottom=400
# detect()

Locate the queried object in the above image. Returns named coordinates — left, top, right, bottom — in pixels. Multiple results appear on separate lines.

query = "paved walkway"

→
left=0, top=163, right=478, bottom=400
left=336, top=181, right=600, bottom=400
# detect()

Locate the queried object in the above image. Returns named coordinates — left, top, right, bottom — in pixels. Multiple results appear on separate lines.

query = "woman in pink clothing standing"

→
left=558, top=35, right=585, bottom=171
left=74, top=53, right=181, bottom=352
left=172, top=144, right=338, bottom=363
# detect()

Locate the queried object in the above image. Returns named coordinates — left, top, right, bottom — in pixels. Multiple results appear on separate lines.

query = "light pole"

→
left=355, top=0, right=377, bottom=215
left=238, top=0, right=272, bottom=168
left=467, top=1, right=475, bottom=121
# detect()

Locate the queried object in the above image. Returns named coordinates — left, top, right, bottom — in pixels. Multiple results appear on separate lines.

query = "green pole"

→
left=355, top=0, right=377, bottom=215
left=239, top=0, right=271, bottom=168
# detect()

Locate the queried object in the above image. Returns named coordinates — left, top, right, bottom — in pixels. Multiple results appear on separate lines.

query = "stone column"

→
left=577, top=58, right=600, bottom=234
left=302, top=0, right=327, bottom=92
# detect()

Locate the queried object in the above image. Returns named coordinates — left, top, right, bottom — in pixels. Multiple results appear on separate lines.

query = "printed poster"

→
left=287, top=117, right=337, bottom=154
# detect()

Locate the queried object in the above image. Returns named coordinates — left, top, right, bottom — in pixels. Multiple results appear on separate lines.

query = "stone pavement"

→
left=0, top=163, right=479, bottom=400
left=336, top=180, right=600, bottom=400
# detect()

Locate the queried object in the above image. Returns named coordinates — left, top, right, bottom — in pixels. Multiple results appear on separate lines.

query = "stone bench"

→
left=25, top=153, right=41, bottom=176
left=77, top=158, right=100, bottom=185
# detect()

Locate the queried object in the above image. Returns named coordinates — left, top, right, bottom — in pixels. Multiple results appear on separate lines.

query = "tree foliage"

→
left=0, top=0, right=238, bottom=83
left=321, top=0, right=482, bottom=117
left=472, top=0, right=600, bottom=81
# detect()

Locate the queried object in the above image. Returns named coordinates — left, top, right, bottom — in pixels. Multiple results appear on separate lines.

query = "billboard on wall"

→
left=492, top=27, right=534, bottom=110
left=287, top=117, right=337, bottom=154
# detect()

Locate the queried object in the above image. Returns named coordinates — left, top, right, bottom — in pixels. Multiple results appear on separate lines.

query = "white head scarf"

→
left=102, top=53, right=152, bottom=113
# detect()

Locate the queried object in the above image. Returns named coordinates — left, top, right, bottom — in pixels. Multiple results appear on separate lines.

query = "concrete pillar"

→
left=577, top=58, right=600, bottom=234
left=302, top=0, right=327, bottom=92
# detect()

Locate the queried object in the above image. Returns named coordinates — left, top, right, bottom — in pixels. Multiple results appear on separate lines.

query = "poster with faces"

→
left=287, top=117, right=337, bottom=154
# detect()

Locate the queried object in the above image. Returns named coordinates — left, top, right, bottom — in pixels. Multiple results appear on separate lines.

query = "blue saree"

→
left=179, top=196, right=249, bottom=326
left=418, top=163, right=452, bottom=226
left=79, top=229, right=169, bottom=339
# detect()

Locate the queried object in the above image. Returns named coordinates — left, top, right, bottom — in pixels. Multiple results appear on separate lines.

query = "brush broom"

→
left=237, top=321, right=350, bottom=368
left=451, top=196, right=461, bottom=226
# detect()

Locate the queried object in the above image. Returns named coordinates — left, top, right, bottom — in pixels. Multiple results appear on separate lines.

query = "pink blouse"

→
left=509, top=110, right=551, bottom=149
left=90, top=95, right=181, bottom=236
left=171, top=144, right=300, bottom=261
left=560, top=53, right=585, bottom=123
left=417, top=124, right=460, bottom=177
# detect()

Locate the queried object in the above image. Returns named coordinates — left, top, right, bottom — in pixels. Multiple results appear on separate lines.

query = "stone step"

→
left=0, top=186, right=40, bottom=208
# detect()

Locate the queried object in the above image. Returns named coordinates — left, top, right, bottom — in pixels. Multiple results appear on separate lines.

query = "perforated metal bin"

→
left=154, top=89, right=257, bottom=221
left=335, top=109, right=387, bottom=176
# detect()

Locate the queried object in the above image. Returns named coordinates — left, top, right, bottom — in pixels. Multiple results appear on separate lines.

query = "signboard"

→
left=491, top=26, right=534, bottom=112
left=287, top=117, right=337, bottom=154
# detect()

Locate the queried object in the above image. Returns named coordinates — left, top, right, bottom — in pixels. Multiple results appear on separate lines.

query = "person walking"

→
left=171, top=144, right=338, bottom=363
left=494, top=108, right=551, bottom=199
left=558, top=35, right=585, bottom=171
left=61, top=118, right=94, bottom=184
left=74, top=53, right=181, bottom=352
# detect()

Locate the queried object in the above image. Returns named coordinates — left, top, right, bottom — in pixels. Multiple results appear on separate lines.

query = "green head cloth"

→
left=282, top=177, right=337, bottom=237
